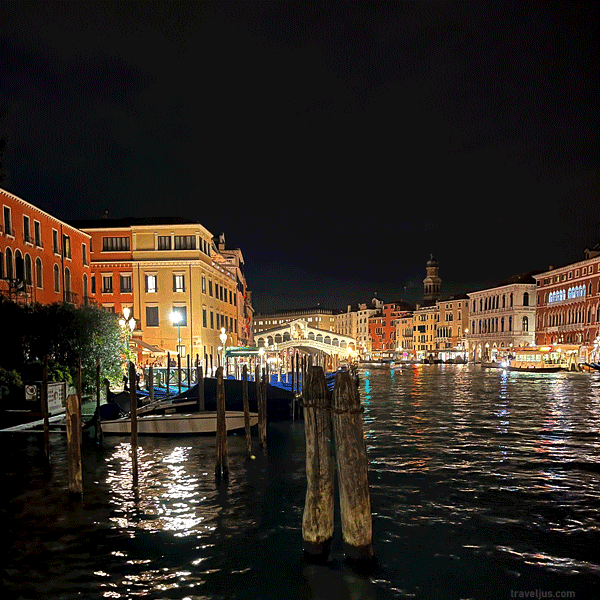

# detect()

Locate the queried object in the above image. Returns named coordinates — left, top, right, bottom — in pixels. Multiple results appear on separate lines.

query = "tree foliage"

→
left=0, top=299, right=129, bottom=394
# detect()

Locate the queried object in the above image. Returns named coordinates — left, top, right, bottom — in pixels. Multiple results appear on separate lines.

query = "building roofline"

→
left=1, top=187, right=91, bottom=238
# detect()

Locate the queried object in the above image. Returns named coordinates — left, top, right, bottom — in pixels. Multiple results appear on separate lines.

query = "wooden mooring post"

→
left=95, top=357, right=102, bottom=444
left=66, top=393, right=82, bottom=496
left=255, top=366, right=267, bottom=448
left=242, top=365, right=252, bottom=458
left=332, top=369, right=373, bottom=561
left=166, top=352, right=171, bottom=398
left=41, top=355, right=50, bottom=462
left=129, top=362, right=139, bottom=487
left=215, top=367, right=229, bottom=480
left=148, top=365, right=154, bottom=403
left=301, top=366, right=334, bottom=560
left=260, top=368, right=267, bottom=448
left=196, top=355, right=205, bottom=411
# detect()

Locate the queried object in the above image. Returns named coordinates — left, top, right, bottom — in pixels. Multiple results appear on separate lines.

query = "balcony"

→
left=64, top=291, right=79, bottom=305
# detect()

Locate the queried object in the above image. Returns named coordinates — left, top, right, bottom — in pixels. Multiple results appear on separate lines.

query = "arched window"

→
left=523, top=292, right=529, bottom=306
left=53, top=264, right=60, bottom=292
left=5, top=247, right=13, bottom=280
left=14, top=249, right=23, bottom=281
left=24, top=254, right=32, bottom=286
left=83, top=273, right=88, bottom=303
left=522, top=316, right=529, bottom=332
left=64, top=267, right=71, bottom=300
left=36, top=258, right=43, bottom=288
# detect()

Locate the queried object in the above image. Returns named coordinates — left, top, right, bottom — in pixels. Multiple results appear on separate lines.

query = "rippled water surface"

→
left=2, top=365, right=600, bottom=599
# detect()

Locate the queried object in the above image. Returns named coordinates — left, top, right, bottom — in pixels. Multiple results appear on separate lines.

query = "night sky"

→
left=1, top=1, right=598, bottom=313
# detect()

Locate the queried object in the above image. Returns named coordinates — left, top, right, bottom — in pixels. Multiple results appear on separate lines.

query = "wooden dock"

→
left=0, top=412, right=67, bottom=434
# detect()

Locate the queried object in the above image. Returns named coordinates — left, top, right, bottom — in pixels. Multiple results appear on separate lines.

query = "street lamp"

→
left=170, top=310, right=182, bottom=356
left=119, top=307, right=136, bottom=331
left=219, top=327, right=227, bottom=374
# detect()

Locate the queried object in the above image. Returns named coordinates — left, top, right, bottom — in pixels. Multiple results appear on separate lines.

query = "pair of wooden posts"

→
left=214, top=364, right=268, bottom=480
left=302, top=366, right=373, bottom=562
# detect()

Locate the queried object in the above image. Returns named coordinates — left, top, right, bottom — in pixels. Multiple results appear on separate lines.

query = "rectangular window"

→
left=91, top=275, right=96, bottom=294
left=120, top=274, right=132, bottom=293
left=23, top=215, right=31, bottom=243
left=171, top=305, right=187, bottom=327
left=203, top=308, right=207, bottom=328
left=53, top=229, right=60, bottom=254
left=3, top=206, right=12, bottom=236
left=62, top=234, right=71, bottom=259
left=102, top=237, right=130, bottom=251
left=202, top=275, right=206, bottom=294
left=173, top=273, right=185, bottom=293
left=82, top=243, right=88, bottom=265
left=209, top=280, right=213, bottom=297
left=102, top=275, right=113, bottom=294
left=34, top=221, right=42, bottom=247
left=145, top=274, right=157, bottom=293
left=210, top=311, right=214, bottom=329
left=146, top=306, right=159, bottom=327
left=157, top=235, right=171, bottom=250
left=174, top=235, right=196, bottom=250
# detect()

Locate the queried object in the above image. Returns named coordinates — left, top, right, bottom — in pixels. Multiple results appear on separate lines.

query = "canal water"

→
left=2, top=365, right=600, bottom=600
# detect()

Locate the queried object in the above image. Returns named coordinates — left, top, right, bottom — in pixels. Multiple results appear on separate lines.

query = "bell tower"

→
left=423, top=254, right=441, bottom=305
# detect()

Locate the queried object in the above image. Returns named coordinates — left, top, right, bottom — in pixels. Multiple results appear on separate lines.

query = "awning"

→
left=132, top=339, right=167, bottom=354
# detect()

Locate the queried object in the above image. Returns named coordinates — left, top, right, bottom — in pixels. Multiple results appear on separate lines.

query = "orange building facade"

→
left=368, top=302, right=413, bottom=357
left=1, top=188, right=92, bottom=306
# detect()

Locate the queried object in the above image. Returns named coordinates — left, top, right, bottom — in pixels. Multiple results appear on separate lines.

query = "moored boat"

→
left=101, top=409, right=257, bottom=436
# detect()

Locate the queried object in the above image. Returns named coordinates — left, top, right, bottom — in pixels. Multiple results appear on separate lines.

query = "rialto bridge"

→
left=254, top=318, right=357, bottom=370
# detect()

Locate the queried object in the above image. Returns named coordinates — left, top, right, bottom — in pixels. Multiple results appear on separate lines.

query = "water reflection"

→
left=3, top=366, right=600, bottom=599
left=105, top=442, right=222, bottom=538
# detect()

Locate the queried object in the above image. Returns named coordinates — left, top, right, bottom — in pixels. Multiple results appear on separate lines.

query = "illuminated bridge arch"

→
left=256, top=319, right=356, bottom=357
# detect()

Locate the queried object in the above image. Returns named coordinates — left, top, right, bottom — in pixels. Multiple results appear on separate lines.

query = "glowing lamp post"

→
left=119, top=307, right=136, bottom=332
left=219, top=327, right=228, bottom=374
left=170, top=310, right=183, bottom=356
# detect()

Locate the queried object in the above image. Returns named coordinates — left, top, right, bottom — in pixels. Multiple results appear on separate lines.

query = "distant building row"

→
left=0, top=188, right=254, bottom=368
left=255, top=249, right=600, bottom=364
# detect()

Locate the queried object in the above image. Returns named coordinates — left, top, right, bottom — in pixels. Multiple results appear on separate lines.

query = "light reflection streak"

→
left=104, top=442, right=220, bottom=538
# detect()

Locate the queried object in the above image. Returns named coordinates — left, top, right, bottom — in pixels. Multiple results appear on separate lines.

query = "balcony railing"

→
left=64, top=291, right=79, bottom=305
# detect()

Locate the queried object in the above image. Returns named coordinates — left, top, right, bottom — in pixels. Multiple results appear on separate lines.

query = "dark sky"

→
left=1, top=1, right=598, bottom=313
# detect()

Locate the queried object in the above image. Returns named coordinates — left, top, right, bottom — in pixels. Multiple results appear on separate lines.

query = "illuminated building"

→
left=254, top=306, right=339, bottom=335
left=533, top=247, right=600, bottom=353
left=334, top=298, right=382, bottom=357
left=466, top=272, right=539, bottom=362
left=368, top=301, right=413, bottom=360
left=1, top=188, right=92, bottom=306
left=71, top=217, right=251, bottom=370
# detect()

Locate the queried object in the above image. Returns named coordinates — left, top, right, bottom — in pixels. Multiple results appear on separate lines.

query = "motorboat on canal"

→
left=502, top=345, right=580, bottom=372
